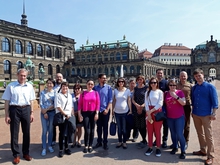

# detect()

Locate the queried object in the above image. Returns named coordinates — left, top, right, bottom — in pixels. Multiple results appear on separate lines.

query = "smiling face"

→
left=168, top=80, right=177, bottom=91
left=194, top=73, right=204, bottom=84
left=87, top=80, right=94, bottom=90
left=46, top=80, right=54, bottom=89
left=156, top=70, right=164, bottom=81
left=99, top=75, right=107, bottom=85
left=61, top=84, right=68, bottom=94
left=148, top=78, right=159, bottom=90
left=179, top=72, right=188, bottom=83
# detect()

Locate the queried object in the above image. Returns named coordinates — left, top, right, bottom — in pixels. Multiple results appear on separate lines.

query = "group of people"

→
left=2, top=68, right=218, bottom=165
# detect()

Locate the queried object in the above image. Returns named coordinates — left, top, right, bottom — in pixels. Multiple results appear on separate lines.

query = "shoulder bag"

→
left=53, top=94, right=68, bottom=126
left=148, top=95, right=166, bottom=122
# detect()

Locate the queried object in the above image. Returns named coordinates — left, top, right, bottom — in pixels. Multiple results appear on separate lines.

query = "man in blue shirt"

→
left=93, top=73, right=113, bottom=150
left=191, top=68, right=218, bottom=165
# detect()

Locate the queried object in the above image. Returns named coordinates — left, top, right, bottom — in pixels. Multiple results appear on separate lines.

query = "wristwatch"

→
left=176, top=97, right=180, bottom=100
left=212, top=113, right=216, bottom=116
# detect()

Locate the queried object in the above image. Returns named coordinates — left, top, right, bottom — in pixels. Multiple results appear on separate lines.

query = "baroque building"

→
left=64, top=36, right=194, bottom=83
left=0, top=19, right=75, bottom=81
left=191, top=35, right=220, bottom=78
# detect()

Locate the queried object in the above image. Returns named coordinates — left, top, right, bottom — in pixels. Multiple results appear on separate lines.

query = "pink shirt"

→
left=78, top=90, right=100, bottom=112
left=165, top=90, right=185, bottom=119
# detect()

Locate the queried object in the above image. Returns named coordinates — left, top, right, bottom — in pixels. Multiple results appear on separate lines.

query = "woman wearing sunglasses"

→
left=144, top=77, right=163, bottom=157
left=165, top=79, right=186, bottom=159
left=113, top=78, right=132, bottom=149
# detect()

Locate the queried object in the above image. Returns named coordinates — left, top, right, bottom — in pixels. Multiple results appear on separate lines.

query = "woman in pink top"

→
left=165, top=79, right=186, bottom=159
left=78, top=80, right=100, bottom=153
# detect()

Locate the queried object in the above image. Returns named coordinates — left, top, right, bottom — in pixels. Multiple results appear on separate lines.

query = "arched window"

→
left=39, top=63, right=44, bottom=70
left=116, top=52, right=121, bottom=60
left=98, top=54, right=102, bottom=62
left=87, top=55, right=91, bottom=62
left=77, top=68, right=81, bottom=75
left=55, top=48, right=60, bottom=59
left=48, top=64, right=53, bottom=75
left=46, top=46, right=52, bottom=58
left=4, top=60, right=11, bottom=74
left=122, top=51, right=127, bottom=60
left=104, top=67, right=108, bottom=75
left=15, top=40, right=22, bottom=54
left=130, top=66, right=134, bottom=74
left=116, top=66, right=120, bottom=75
left=82, top=55, right=85, bottom=62
left=56, top=65, right=60, bottom=73
left=37, top=44, right=43, bottom=56
left=27, top=42, right=33, bottom=55
left=92, top=55, right=96, bottom=62
left=110, top=67, right=114, bottom=76
left=92, top=68, right=96, bottom=76
left=82, top=68, right=86, bottom=77
left=110, top=53, right=114, bottom=61
left=104, top=54, right=108, bottom=61
left=16, top=61, right=24, bottom=70
left=2, top=37, right=10, bottom=52
left=71, top=68, right=75, bottom=75
left=87, top=68, right=91, bottom=77
left=137, top=66, right=141, bottom=74
left=98, top=67, right=102, bottom=73
left=123, top=66, right=127, bottom=75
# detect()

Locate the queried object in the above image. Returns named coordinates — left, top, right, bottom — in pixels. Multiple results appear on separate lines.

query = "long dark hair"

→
left=147, top=77, right=159, bottom=97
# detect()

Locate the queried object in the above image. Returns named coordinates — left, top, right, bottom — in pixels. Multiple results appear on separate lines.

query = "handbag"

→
left=53, top=94, right=68, bottom=126
left=148, top=96, right=166, bottom=122
left=154, top=111, right=167, bottom=121
left=109, top=116, right=117, bottom=136
left=53, top=112, right=64, bottom=126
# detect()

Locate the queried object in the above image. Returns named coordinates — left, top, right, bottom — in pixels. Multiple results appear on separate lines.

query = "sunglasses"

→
left=74, top=88, right=80, bottom=90
left=150, top=82, right=157, bottom=84
left=118, top=81, right=124, bottom=83
left=169, top=84, right=176, bottom=87
left=87, top=83, right=94, bottom=86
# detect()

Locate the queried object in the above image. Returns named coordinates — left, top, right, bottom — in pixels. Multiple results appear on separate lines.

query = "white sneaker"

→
left=48, top=146, right=54, bottom=153
left=41, top=149, right=46, bottom=156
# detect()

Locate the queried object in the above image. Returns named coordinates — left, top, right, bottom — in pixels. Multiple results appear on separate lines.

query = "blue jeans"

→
left=41, top=110, right=55, bottom=149
left=167, top=115, right=186, bottom=152
left=115, top=112, right=127, bottom=143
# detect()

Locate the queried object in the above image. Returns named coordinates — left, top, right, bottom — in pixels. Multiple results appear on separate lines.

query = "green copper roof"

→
left=76, top=39, right=129, bottom=52
left=195, top=40, right=220, bottom=49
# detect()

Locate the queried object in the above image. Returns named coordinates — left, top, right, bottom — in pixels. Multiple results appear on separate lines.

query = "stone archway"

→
left=209, top=67, right=216, bottom=78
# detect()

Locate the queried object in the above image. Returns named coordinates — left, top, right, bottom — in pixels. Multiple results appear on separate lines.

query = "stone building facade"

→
left=191, top=35, right=220, bottom=79
left=64, top=37, right=194, bottom=83
left=0, top=19, right=75, bottom=81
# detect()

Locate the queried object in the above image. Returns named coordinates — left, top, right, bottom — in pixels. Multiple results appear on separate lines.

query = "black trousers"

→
left=82, top=111, right=96, bottom=147
left=9, top=105, right=31, bottom=157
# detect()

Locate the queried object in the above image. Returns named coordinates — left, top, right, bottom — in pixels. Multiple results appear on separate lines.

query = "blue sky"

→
left=0, top=0, right=219, bottom=53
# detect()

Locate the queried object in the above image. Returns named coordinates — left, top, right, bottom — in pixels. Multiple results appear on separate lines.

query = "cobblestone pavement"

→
left=0, top=80, right=219, bottom=165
